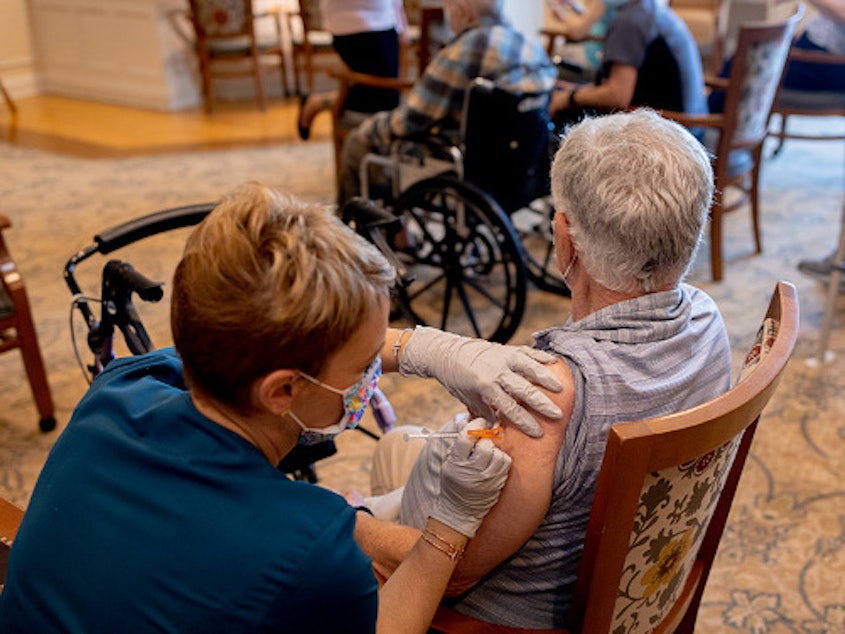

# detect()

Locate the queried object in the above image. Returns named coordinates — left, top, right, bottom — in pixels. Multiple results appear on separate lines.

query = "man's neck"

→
left=570, top=279, right=677, bottom=322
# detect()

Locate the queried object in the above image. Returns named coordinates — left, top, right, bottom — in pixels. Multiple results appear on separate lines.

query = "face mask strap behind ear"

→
left=561, top=253, right=577, bottom=285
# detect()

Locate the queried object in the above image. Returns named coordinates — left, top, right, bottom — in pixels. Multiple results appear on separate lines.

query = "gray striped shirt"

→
left=399, top=284, right=731, bottom=628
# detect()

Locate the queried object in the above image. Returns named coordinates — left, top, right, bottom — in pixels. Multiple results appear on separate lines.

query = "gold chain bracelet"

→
left=421, top=528, right=465, bottom=561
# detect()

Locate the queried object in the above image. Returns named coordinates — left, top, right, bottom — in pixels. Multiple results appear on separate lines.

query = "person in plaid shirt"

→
left=336, top=0, right=557, bottom=207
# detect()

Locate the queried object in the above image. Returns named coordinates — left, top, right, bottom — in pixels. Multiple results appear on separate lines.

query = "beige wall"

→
left=0, top=0, right=38, bottom=98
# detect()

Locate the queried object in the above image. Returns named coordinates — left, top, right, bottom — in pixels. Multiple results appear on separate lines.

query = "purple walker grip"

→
left=370, top=388, right=396, bottom=433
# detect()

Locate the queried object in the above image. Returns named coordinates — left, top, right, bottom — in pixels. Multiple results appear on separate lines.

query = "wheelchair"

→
left=63, top=202, right=396, bottom=483
left=350, top=77, right=569, bottom=344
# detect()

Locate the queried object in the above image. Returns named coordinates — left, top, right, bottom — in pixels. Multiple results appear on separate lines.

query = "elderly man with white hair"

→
left=354, top=109, right=733, bottom=629
left=336, top=0, right=558, bottom=207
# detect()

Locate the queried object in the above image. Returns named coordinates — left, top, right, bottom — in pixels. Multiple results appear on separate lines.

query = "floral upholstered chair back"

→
left=608, top=438, right=742, bottom=632
left=607, top=317, right=781, bottom=633
left=724, top=14, right=800, bottom=148
left=190, top=0, right=255, bottom=40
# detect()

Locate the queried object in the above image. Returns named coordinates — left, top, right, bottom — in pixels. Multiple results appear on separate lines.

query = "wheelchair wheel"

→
left=391, top=175, right=526, bottom=344
left=509, top=197, right=571, bottom=297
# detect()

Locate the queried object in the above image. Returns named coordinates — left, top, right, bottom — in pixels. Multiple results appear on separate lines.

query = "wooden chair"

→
left=768, top=46, right=845, bottom=156
left=0, top=215, right=55, bottom=433
left=0, top=495, right=25, bottom=594
left=660, top=8, right=804, bottom=281
left=430, top=280, right=799, bottom=633
left=283, top=0, right=340, bottom=96
left=184, top=0, right=287, bottom=112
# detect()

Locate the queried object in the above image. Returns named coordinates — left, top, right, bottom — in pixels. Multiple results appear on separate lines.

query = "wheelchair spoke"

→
left=404, top=268, right=447, bottom=302
left=439, top=273, right=456, bottom=333
left=453, top=276, right=483, bottom=338
left=458, top=274, right=508, bottom=311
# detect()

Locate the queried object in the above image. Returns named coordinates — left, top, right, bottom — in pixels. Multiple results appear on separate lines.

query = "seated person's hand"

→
left=430, top=418, right=512, bottom=538
left=551, top=82, right=580, bottom=115
left=399, top=327, right=564, bottom=438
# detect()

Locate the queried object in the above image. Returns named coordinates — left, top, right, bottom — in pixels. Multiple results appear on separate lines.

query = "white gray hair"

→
left=550, top=109, right=714, bottom=294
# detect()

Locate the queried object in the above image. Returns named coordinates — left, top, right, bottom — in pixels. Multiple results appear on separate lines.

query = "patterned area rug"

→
left=1, top=120, right=843, bottom=631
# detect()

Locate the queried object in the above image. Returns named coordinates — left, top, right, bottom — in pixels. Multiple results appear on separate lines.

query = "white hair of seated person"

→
left=551, top=109, right=714, bottom=294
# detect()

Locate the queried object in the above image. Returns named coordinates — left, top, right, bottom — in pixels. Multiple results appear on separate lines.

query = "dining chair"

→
left=184, top=0, right=287, bottom=112
left=284, top=0, right=339, bottom=96
left=429, top=280, right=800, bottom=633
left=661, top=7, right=804, bottom=281
left=0, top=215, right=55, bottom=433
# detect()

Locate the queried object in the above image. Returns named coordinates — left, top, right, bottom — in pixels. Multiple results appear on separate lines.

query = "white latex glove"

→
left=399, top=326, right=563, bottom=437
left=430, top=418, right=512, bottom=538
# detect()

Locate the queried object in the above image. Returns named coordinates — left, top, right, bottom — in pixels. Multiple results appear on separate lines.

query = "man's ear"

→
left=553, top=212, right=572, bottom=261
left=256, top=369, right=298, bottom=416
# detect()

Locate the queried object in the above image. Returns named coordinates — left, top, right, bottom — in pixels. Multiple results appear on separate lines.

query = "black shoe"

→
left=798, top=254, right=845, bottom=291
left=297, top=94, right=310, bottom=141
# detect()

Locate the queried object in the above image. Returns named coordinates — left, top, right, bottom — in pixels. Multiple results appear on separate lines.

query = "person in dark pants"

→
left=297, top=0, right=406, bottom=140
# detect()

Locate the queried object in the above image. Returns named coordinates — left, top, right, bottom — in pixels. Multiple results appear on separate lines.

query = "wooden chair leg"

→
left=253, top=61, right=267, bottom=111
left=772, top=112, right=788, bottom=157
left=305, top=49, right=315, bottom=94
left=7, top=284, right=55, bottom=431
left=710, top=194, right=724, bottom=282
left=751, top=148, right=763, bottom=254
left=279, top=52, right=291, bottom=98
left=199, top=57, right=214, bottom=114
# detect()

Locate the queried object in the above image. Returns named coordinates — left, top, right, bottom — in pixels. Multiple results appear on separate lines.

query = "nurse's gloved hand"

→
left=429, top=418, right=512, bottom=538
left=398, top=326, right=563, bottom=437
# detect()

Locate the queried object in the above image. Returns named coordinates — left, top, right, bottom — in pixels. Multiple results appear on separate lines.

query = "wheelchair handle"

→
left=103, top=260, right=163, bottom=303
left=342, top=197, right=401, bottom=231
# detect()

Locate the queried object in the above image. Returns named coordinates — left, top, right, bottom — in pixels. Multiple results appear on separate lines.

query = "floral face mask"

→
left=289, top=357, right=382, bottom=445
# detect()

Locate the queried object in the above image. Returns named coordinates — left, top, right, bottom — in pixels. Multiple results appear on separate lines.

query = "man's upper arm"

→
left=447, top=359, right=576, bottom=594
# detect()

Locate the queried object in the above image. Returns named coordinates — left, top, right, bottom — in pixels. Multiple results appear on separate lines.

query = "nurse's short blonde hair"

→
left=172, top=181, right=394, bottom=411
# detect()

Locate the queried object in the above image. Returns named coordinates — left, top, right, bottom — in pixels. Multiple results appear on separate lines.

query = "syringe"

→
left=403, top=426, right=504, bottom=441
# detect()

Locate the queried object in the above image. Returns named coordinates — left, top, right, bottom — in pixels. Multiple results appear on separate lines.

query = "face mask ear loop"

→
left=561, top=254, right=578, bottom=285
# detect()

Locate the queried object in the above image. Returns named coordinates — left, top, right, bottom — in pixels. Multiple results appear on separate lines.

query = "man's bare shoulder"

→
left=501, top=358, right=575, bottom=455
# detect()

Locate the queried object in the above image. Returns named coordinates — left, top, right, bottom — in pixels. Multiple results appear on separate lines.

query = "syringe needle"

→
left=403, top=426, right=504, bottom=441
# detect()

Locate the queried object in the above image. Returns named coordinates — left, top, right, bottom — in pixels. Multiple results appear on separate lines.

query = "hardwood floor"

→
left=0, top=94, right=334, bottom=158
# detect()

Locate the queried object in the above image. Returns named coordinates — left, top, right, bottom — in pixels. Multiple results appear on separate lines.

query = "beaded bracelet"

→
left=421, top=528, right=466, bottom=561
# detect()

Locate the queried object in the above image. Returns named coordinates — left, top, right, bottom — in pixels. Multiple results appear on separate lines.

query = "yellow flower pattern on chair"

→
left=640, top=528, right=694, bottom=599
left=610, top=437, right=742, bottom=633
